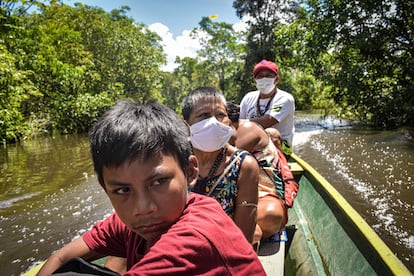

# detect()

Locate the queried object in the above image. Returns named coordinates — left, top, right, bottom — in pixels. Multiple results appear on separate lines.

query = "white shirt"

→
left=239, top=88, right=295, bottom=146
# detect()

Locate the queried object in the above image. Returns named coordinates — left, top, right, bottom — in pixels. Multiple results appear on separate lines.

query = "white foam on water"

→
left=403, top=236, right=414, bottom=250
left=308, top=133, right=413, bottom=253
left=347, top=177, right=372, bottom=195
left=372, top=197, right=394, bottom=228
left=292, top=129, right=323, bottom=148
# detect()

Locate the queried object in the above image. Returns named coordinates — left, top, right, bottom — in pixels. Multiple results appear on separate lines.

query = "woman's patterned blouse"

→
left=192, top=149, right=249, bottom=216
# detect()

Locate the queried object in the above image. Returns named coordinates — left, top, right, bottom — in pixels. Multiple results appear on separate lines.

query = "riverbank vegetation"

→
left=1, top=0, right=412, bottom=143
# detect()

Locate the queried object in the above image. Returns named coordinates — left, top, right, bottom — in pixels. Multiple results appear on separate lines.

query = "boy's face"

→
left=101, top=154, right=198, bottom=243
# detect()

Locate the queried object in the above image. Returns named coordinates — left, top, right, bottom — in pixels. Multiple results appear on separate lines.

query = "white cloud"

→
left=149, top=19, right=247, bottom=72
left=149, top=23, right=202, bottom=72
left=232, top=18, right=248, bottom=33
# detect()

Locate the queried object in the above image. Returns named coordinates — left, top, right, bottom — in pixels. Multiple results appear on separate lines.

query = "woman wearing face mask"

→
left=239, top=59, right=295, bottom=156
left=182, top=87, right=259, bottom=244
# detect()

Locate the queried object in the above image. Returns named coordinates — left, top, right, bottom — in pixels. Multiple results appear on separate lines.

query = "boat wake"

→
left=292, top=129, right=323, bottom=148
left=298, top=130, right=414, bottom=256
left=0, top=192, right=41, bottom=209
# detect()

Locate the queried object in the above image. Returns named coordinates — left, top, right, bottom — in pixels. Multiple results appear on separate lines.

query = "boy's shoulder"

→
left=136, top=193, right=265, bottom=275
left=178, top=193, right=258, bottom=257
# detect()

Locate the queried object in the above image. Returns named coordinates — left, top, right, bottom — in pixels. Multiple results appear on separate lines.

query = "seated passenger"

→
left=182, top=87, right=259, bottom=244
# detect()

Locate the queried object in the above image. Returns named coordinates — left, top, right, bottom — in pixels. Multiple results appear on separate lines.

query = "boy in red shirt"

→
left=37, top=100, right=265, bottom=275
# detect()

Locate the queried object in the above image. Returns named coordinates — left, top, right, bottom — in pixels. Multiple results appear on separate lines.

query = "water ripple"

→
left=0, top=192, right=41, bottom=209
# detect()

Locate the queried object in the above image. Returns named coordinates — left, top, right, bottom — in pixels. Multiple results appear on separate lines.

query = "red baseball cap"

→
left=253, top=59, right=278, bottom=77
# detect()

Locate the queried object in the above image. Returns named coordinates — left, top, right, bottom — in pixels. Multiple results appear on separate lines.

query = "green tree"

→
left=13, top=4, right=106, bottom=133
left=271, top=11, right=332, bottom=111
left=1, top=1, right=168, bottom=141
left=38, top=3, right=166, bottom=102
left=0, top=45, right=39, bottom=142
left=0, top=0, right=53, bottom=142
left=191, top=17, right=245, bottom=99
left=302, top=0, right=414, bottom=127
left=161, top=57, right=219, bottom=113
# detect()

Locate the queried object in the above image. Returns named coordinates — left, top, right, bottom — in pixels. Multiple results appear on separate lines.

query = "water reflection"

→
left=0, top=135, right=113, bottom=275
left=1, top=135, right=91, bottom=205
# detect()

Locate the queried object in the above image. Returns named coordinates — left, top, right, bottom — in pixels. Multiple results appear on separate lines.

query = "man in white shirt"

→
left=239, top=59, right=295, bottom=155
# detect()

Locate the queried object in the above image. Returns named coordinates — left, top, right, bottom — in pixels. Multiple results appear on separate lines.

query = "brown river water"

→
left=0, top=113, right=413, bottom=275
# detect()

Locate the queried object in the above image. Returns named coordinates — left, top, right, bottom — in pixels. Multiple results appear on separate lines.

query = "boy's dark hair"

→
left=90, top=99, right=193, bottom=183
left=226, top=101, right=240, bottom=123
left=182, top=87, right=226, bottom=121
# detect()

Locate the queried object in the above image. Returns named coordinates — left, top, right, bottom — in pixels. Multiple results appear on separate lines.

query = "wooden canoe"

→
left=23, top=153, right=411, bottom=275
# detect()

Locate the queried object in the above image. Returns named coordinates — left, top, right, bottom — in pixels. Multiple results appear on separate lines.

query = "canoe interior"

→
left=257, top=234, right=285, bottom=276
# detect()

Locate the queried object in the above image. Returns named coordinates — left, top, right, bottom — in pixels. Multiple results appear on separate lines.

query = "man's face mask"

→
left=255, top=77, right=276, bottom=94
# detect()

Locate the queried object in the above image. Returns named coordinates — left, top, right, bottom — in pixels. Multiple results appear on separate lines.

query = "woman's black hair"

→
left=226, top=101, right=240, bottom=123
left=182, top=87, right=226, bottom=121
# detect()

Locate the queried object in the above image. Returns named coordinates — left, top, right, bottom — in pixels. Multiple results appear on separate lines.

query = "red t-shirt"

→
left=83, top=193, right=265, bottom=275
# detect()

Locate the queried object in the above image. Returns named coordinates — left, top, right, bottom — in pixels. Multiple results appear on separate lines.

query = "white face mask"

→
left=190, top=116, right=233, bottom=152
left=255, top=77, right=276, bottom=94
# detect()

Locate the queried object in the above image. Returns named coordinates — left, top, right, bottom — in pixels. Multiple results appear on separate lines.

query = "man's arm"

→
left=236, top=120, right=268, bottom=152
left=236, top=121, right=262, bottom=152
left=36, top=236, right=102, bottom=276
left=248, top=114, right=278, bottom=129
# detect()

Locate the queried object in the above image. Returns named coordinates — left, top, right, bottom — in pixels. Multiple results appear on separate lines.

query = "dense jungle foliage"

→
left=1, top=0, right=413, bottom=143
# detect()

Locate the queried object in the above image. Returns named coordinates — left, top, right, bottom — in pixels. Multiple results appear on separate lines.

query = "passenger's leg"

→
left=257, top=195, right=287, bottom=240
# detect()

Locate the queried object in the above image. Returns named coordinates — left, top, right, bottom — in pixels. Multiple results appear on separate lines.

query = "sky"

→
left=63, top=0, right=245, bottom=71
